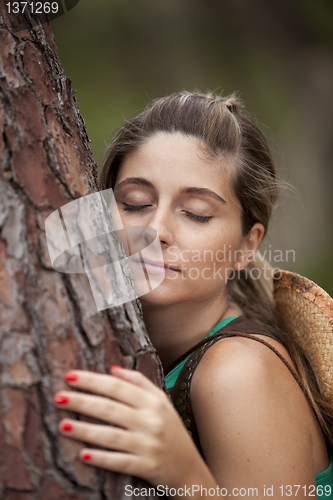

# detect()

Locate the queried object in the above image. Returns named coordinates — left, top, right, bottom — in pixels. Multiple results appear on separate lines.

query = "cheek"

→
left=197, top=226, right=242, bottom=266
left=173, top=235, right=240, bottom=286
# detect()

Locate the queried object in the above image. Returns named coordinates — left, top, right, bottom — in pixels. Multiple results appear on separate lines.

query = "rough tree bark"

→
left=0, top=2, right=165, bottom=499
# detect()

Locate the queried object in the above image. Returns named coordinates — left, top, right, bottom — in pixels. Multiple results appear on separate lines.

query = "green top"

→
left=315, top=452, right=333, bottom=493
left=164, top=315, right=333, bottom=494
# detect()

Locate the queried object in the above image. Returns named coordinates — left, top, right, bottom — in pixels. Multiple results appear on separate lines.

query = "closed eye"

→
left=182, top=211, right=212, bottom=223
left=123, top=203, right=151, bottom=212
left=122, top=204, right=213, bottom=224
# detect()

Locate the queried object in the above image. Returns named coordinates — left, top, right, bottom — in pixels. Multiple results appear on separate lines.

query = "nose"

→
left=142, top=202, right=174, bottom=247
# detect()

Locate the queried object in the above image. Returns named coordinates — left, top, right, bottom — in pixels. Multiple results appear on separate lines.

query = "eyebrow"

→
left=114, top=177, right=227, bottom=205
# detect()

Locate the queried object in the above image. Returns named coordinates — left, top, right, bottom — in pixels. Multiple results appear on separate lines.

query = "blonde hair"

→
left=98, top=90, right=333, bottom=452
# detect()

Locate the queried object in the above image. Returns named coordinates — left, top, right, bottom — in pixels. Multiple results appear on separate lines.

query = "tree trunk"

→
left=0, top=3, right=165, bottom=499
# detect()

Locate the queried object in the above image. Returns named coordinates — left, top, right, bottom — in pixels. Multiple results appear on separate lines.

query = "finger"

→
left=79, top=447, right=152, bottom=480
left=63, top=370, right=163, bottom=409
left=109, top=365, right=165, bottom=397
left=54, top=391, right=139, bottom=430
left=58, top=419, right=143, bottom=454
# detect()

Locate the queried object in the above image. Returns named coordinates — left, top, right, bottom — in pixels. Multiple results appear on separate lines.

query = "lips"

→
left=142, top=258, right=180, bottom=272
left=132, top=257, right=180, bottom=272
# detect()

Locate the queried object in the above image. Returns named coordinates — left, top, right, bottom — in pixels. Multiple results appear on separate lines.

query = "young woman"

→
left=54, top=91, right=333, bottom=498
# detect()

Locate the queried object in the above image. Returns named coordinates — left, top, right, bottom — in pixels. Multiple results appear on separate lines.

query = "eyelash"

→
left=122, top=204, right=213, bottom=224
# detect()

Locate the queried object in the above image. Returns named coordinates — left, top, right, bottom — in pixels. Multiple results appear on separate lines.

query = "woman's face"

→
left=113, top=132, right=262, bottom=307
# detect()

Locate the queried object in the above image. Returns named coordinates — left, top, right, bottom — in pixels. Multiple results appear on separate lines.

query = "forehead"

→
left=116, top=132, right=239, bottom=203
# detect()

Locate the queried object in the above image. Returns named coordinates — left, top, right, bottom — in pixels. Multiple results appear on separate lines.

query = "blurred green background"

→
left=51, top=0, right=333, bottom=295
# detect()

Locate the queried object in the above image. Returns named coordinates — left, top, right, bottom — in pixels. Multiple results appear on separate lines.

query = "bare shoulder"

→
left=192, top=332, right=300, bottom=389
left=191, top=332, right=313, bottom=404
left=191, top=333, right=309, bottom=420
left=190, top=335, right=322, bottom=488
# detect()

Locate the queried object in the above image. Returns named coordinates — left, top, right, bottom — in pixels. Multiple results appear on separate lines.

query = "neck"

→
left=141, top=295, right=241, bottom=371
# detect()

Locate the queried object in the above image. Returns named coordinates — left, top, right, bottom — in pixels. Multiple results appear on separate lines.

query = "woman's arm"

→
left=191, top=336, right=316, bottom=498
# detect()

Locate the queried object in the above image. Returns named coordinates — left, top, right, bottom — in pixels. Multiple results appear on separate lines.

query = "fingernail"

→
left=62, top=422, right=73, bottom=432
left=110, top=364, right=124, bottom=371
left=65, top=371, right=78, bottom=382
left=82, top=453, right=92, bottom=461
left=54, top=394, right=69, bottom=405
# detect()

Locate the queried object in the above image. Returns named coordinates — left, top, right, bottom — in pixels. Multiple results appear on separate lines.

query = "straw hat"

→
left=273, top=269, right=333, bottom=402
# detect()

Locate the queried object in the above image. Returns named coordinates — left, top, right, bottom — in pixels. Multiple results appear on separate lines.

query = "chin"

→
left=131, top=272, right=180, bottom=305
left=138, top=288, right=175, bottom=306
left=140, top=282, right=198, bottom=308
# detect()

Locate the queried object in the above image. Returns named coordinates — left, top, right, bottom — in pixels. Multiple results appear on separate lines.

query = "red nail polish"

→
left=54, top=394, right=69, bottom=405
left=65, top=371, right=78, bottom=382
left=110, top=364, right=124, bottom=371
left=82, top=453, right=92, bottom=461
left=62, top=422, right=73, bottom=432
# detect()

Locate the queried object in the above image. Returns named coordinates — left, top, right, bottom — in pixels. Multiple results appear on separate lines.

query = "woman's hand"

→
left=53, top=366, right=213, bottom=490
